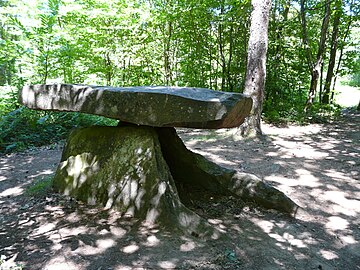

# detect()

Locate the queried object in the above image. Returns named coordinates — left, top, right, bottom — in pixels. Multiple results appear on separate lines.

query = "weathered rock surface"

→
left=19, top=84, right=252, bottom=129
left=53, top=125, right=298, bottom=235
left=226, top=172, right=299, bottom=214
left=157, top=127, right=299, bottom=214
left=53, top=125, right=219, bottom=237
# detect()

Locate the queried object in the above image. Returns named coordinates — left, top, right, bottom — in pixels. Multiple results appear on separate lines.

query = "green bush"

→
left=0, top=90, right=18, bottom=116
left=263, top=98, right=342, bottom=125
left=263, top=97, right=307, bottom=124
left=0, top=106, right=118, bottom=153
left=348, top=73, right=360, bottom=87
left=305, top=102, right=342, bottom=123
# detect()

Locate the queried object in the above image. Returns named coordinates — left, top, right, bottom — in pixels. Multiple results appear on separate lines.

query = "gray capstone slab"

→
left=19, top=84, right=252, bottom=129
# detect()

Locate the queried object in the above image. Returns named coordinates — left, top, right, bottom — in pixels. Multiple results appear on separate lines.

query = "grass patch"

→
left=25, top=176, right=53, bottom=197
left=190, top=130, right=226, bottom=141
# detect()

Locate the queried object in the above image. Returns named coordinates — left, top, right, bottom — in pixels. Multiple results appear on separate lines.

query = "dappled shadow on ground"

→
left=0, top=147, right=233, bottom=270
left=0, top=111, right=359, bottom=269
left=179, top=110, right=360, bottom=269
left=0, top=198, right=226, bottom=269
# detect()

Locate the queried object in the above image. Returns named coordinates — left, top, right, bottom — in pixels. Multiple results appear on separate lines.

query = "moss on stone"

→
left=53, top=125, right=218, bottom=237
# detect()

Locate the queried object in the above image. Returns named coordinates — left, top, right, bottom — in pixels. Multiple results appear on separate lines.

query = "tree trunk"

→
left=319, top=61, right=324, bottom=102
left=43, top=53, right=49, bottom=84
left=307, top=63, right=321, bottom=107
left=299, top=0, right=313, bottom=74
left=302, top=0, right=331, bottom=111
left=227, top=24, right=234, bottom=92
left=331, top=1, right=354, bottom=103
left=218, top=5, right=227, bottom=91
left=164, top=21, right=172, bottom=85
left=105, top=52, right=112, bottom=86
left=323, top=0, right=341, bottom=104
left=239, top=0, right=271, bottom=137
left=330, top=18, right=350, bottom=103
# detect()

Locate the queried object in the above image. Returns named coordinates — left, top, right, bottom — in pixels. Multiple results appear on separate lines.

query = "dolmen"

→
left=20, top=84, right=253, bottom=129
left=20, top=84, right=298, bottom=237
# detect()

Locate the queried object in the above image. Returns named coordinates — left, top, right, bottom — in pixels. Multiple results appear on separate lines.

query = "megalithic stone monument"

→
left=19, top=83, right=298, bottom=237
left=20, top=84, right=253, bottom=129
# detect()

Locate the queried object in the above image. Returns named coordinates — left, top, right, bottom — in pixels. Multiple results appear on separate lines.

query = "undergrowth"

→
left=0, top=105, right=118, bottom=153
left=25, top=176, right=53, bottom=197
left=263, top=101, right=342, bottom=125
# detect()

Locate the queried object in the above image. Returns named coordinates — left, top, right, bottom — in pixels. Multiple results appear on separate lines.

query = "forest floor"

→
left=0, top=110, right=359, bottom=270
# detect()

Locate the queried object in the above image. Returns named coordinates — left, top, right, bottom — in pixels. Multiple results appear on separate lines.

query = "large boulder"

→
left=19, top=84, right=252, bottom=129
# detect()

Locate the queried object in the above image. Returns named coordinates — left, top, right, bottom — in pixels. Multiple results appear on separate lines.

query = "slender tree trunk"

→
left=301, top=0, right=331, bottom=111
left=268, top=0, right=290, bottom=102
left=164, top=21, right=172, bottom=85
left=239, top=0, right=271, bottom=137
left=122, top=59, right=126, bottom=86
left=105, top=52, right=112, bottom=86
left=218, top=8, right=227, bottom=91
left=127, top=57, right=131, bottom=85
left=227, top=24, right=234, bottom=92
left=299, top=0, right=313, bottom=73
left=331, top=0, right=354, bottom=103
left=242, top=19, right=248, bottom=90
left=209, top=25, right=213, bottom=89
left=331, top=36, right=346, bottom=103
left=43, top=53, right=49, bottom=84
left=173, top=39, right=179, bottom=86
left=319, top=61, right=324, bottom=102
left=323, top=0, right=341, bottom=104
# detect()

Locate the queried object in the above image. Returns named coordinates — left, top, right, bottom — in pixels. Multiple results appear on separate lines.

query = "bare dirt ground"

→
left=0, top=110, right=359, bottom=270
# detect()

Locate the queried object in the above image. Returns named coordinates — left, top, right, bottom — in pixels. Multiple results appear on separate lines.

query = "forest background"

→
left=0, top=0, right=359, bottom=153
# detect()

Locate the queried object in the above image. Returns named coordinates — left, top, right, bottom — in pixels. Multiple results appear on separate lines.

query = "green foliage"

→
left=306, top=103, right=342, bottom=123
left=0, top=0, right=359, bottom=138
left=348, top=73, right=360, bottom=87
left=0, top=88, right=18, bottom=115
left=264, top=99, right=342, bottom=124
left=25, top=176, right=53, bottom=197
left=346, top=53, right=360, bottom=87
left=263, top=69, right=309, bottom=124
left=0, top=106, right=118, bottom=153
